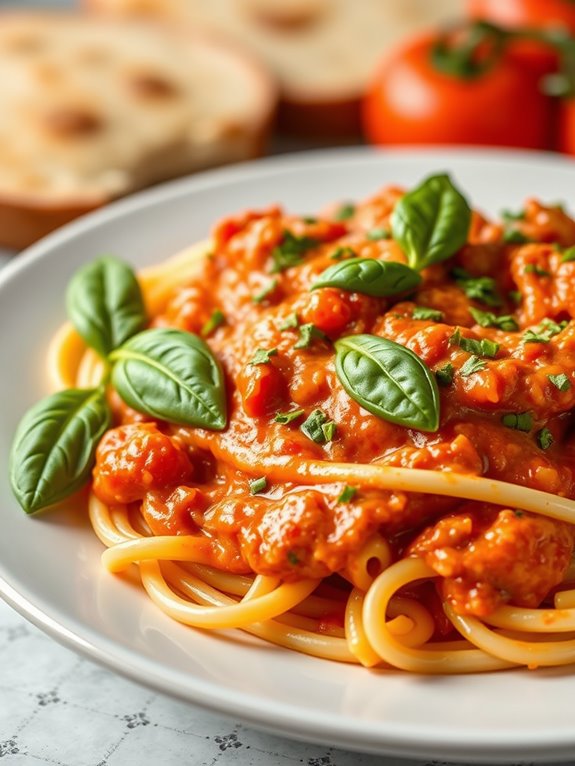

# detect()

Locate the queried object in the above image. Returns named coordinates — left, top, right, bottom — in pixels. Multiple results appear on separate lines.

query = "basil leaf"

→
left=335, top=334, right=440, bottom=432
left=67, top=256, right=146, bottom=357
left=10, top=388, right=111, bottom=514
left=311, top=257, right=421, bottom=297
left=110, top=328, right=227, bottom=430
left=391, top=174, right=471, bottom=271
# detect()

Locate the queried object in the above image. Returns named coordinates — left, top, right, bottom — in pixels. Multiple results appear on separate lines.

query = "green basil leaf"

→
left=67, top=256, right=146, bottom=357
left=10, top=388, right=111, bottom=514
left=391, top=174, right=471, bottom=271
left=110, top=328, right=227, bottom=430
left=335, top=334, right=440, bottom=432
left=311, top=257, right=421, bottom=297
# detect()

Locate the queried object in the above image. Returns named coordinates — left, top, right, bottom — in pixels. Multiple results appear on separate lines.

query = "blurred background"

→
left=2, top=0, right=575, bottom=251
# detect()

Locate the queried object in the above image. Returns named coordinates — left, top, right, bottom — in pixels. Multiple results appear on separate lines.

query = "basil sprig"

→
left=11, top=257, right=229, bottom=515
left=391, top=174, right=471, bottom=271
left=334, top=334, right=440, bottom=432
left=10, top=388, right=111, bottom=514
left=110, top=328, right=227, bottom=430
left=67, top=256, right=147, bottom=358
left=311, top=257, right=421, bottom=297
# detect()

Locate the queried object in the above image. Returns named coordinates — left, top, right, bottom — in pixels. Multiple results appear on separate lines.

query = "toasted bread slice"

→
left=85, top=0, right=460, bottom=136
left=0, top=13, right=277, bottom=249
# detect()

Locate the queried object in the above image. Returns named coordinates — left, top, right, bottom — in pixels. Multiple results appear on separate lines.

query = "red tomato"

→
left=557, top=98, right=575, bottom=154
left=363, top=32, right=553, bottom=149
left=467, top=0, right=575, bottom=33
left=467, top=0, right=574, bottom=77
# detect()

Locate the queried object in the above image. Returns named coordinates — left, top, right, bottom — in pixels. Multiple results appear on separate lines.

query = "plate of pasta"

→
left=3, top=147, right=575, bottom=762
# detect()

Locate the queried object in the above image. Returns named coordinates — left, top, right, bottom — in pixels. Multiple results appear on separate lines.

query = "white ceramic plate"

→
left=3, top=148, right=575, bottom=764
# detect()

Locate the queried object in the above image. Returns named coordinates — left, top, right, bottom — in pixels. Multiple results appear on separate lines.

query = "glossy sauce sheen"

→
left=93, top=189, right=575, bottom=617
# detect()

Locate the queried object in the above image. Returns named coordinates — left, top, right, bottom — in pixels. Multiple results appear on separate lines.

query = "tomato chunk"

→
left=93, top=423, right=194, bottom=505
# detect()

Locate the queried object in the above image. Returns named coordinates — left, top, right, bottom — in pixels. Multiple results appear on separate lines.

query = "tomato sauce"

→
left=93, top=187, right=575, bottom=616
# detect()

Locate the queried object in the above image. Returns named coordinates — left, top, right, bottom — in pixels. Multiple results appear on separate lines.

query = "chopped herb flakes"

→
left=366, top=227, right=390, bottom=241
left=508, top=290, right=522, bottom=304
left=501, top=208, right=525, bottom=222
left=524, top=264, right=551, bottom=277
left=523, top=318, right=567, bottom=344
left=201, top=309, right=225, bottom=337
left=501, top=412, right=533, bottom=432
left=279, top=312, right=299, bottom=331
left=271, top=231, right=318, bottom=273
left=335, top=203, right=355, bottom=221
left=436, top=363, right=454, bottom=386
left=561, top=246, right=575, bottom=263
left=274, top=408, right=304, bottom=424
left=294, top=323, right=329, bottom=349
left=450, top=328, right=499, bottom=358
left=321, top=421, right=337, bottom=441
left=548, top=373, right=571, bottom=391
left=537, top=428, right=554, bottom=450
left=413, top=306, right=444, bottom=322
left=452, top=268, right=502, bottom=307
left=287, top=551, right=300, bottom=565
left=469, top=307, right=518, bottom=331
left=252, top=279, right=278, bottom=303
left=250, top=348, right=278, bottom=365
left=330, top=246, right=356, bottom=261
left=459, top=355, right=487, bottom=377
left=337, top=485, right=357, bottom=503
left=503, top=229, right=532, bottom=244
left=249, top=476, right=267, bottom=494
left=301, top=409, right=335, bottom=444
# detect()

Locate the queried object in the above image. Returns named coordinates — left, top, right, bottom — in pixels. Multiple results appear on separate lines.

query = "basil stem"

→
left=391, top=174, right=471, bottom=271
left=66, top=256, right=147, bottom=358
left=110, top=328, right=227, bottom=430
left=10, top=388, right=111, bottom=514
left=335, top=334, right=440, bottom=432
left=311, top=257, right=421, bottom=297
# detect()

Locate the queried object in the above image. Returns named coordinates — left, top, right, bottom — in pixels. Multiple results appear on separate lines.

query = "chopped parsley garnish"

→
left=321, top=421, right=337, bottom=442
left=201, top=309, right=225, bottom=337
left=501, top=412, right=533, bottom=432
left=330, top=246, right=356, bottom=261
left=294, top=323, right=329, bottom=349
left=450, top=328, right=500, bottom=358
left=436, top=363, right=455, bottom=386
left=522, top=318, right=567, bottom=344
left=287, top=551, right=300, bottom=566
left=334, top=203, right=355, bottom=221
left=249, top=476, right=267, bottom=494
left=524, top=264, right=551, bottom=277
left=452, top=268, right=502, bottom=307
left=337, top=485, right=357, bottom=503
left=366, top=227, right=390, bottom=241
left=279, top=312, right=299, bottom=330
left=536, top=428, right=554, bottom=450
left=561, top=246, right=575, bottom=263
left=274, top=408, right=304, bottom=424
left=501, top=208, right=526, bottom=222
left=503, top=229, right=532, bottom=244
left=508, top=290, right=522, bottom=304
left=548, top=373, right=571, bottom=391
left=250, top=348, right=278, bottom=365
left=252, top=279, right=278, bottom=303
left=459, top=355, right=487, bottom=377
left=469, top=307, right=518, bottom=331
left=303, top=216, right=317, bottom=224
left=271, top=231, right=318, bottom=273
left=412, top=306, right=444, bottom=322
left=301, top=409, right=334, bottom=444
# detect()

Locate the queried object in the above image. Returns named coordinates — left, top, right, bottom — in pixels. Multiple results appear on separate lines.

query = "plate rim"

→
left=3, top=145, right=575, bottom=763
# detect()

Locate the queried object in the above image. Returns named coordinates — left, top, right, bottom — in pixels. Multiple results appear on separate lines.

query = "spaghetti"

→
left=26, top=179, right=575, bottom=672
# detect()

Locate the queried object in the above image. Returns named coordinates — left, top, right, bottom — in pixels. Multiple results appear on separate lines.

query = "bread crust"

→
left=0, top=12, right=277, bottom=250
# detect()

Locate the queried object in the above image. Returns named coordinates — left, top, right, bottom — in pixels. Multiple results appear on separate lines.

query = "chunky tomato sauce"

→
left=93, top=187, right=575, bottom=617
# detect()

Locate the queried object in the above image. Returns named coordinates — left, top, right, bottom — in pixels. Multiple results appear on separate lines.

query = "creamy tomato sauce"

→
left=93, top=187, right=575, bottom=618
